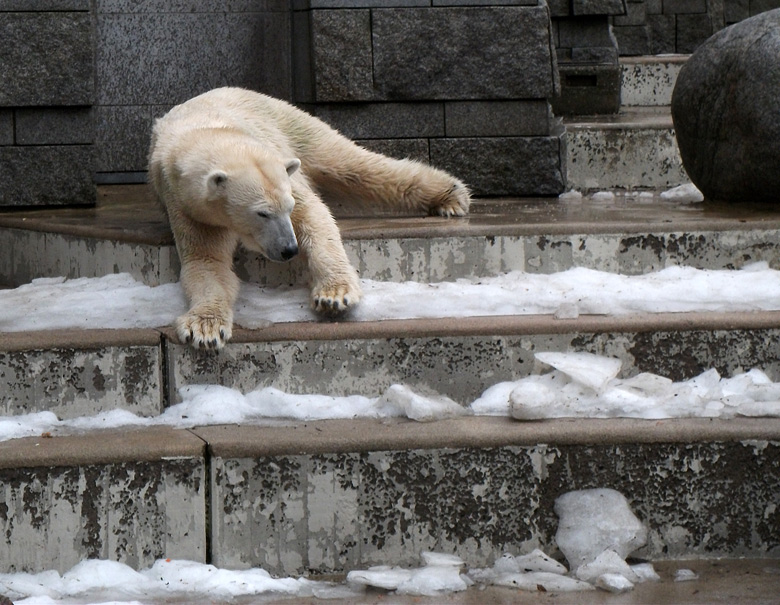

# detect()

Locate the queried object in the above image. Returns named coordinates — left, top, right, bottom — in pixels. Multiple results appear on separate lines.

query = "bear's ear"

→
left=284, top=158, right=301, bottom=176
left=207, top=170, right=228, bottom=196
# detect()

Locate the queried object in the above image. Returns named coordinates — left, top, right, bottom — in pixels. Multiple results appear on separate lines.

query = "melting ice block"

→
left=534, top=352, right=622, bottom=393
left=554, top=488, right=648, bottom=573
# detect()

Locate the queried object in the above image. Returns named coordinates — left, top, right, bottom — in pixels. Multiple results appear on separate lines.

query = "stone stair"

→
left=1, top=56, right=780, bottom=601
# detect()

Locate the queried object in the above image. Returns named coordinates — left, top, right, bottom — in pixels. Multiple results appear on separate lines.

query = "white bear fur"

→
left=149, top=87, right=471, bottom=349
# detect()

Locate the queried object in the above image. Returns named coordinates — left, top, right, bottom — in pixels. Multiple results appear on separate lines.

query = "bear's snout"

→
left=280, top=243, right=298, bottom=261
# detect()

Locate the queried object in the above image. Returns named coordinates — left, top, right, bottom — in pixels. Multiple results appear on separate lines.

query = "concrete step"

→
left=566, top=55, right=689, bottom=192
left=620, top=55, right=688, bottom=107
left=3, top=185, right=780, bottom=289
left=2, top=416, right=779, bottom=578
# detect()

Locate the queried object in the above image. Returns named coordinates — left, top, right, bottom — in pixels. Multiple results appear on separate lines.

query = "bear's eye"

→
left=257, top=211, right=271, bottom=219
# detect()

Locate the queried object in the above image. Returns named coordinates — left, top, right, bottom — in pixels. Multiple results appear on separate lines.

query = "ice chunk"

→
left=575, top=549, right=640, bottom=583
left=469, top=381, right=519, bottom=416
left=535, top=352, right=622, bottom=393
left=559, top=190, right=583, bottom=201
left=514, top=549, right=568, bottom=575
left=674, top=568, right=699, bottom=582
left=554, top=489, right=648, bottom=572
left=631, top=562, right=661, bottom=582
left=595, top=573, right=635, bottom=593
left=347, top=552, right=469, bottom=597
left=376, top=385, right=468, bottom=422
left=660, top=183, right=703, bottom=203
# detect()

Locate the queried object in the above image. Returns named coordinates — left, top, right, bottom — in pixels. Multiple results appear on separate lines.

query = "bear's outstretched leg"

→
left=291, top=180, right=362, bottom=313
left=292, top=120, right=471, bottom=216
left=172, top=218, right=240, bottom=349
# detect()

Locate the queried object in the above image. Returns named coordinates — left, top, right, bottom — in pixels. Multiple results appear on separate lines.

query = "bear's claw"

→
left=176, top=311, right=233, bottom=350
left=312, top=281, right=362, bottom=315
left=429, top=181, right=471, bottom=218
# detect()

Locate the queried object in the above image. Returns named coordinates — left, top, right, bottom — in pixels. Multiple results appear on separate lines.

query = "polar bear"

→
left=149, top=87, right=471, bottom=349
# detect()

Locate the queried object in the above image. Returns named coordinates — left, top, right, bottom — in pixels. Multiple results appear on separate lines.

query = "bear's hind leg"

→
left=305, top=138, right=471, bottom=217
left=292, top=181, right=362, bottom=314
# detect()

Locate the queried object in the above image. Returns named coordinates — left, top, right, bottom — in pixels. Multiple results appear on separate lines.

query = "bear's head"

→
left=181, top=140, right=302, bottom=262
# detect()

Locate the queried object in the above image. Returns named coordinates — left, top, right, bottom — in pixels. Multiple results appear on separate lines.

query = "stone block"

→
left=0, top=110, right=12, bottom=145
left=294, top=0, right=428, bottom=6
left=0, top=428, right=206, bottom=573
left=648, top=14, right=677, bottom=53
left=99, top=0, right=289, bottom=11
left=96, top=11, right=290, bottom=106
left=663, top=0, right=707, bottom=12
left=547, top=0, right=572, bottom=15
left=355, top=139, right=430, bottom=162
left=571, top=46, right=619, bottom=62
left=371, top=7, right=556, bottom=100
left=306, top=10, right=374, bottom=102
left=14, top=107, right=93, bottom=145
left=0, top=12, right=93, bottom=106
left=558, top=15, right=615, bottom=48
left=311, top=103, right=444, bottom=139
left=0, top=0, right=89, bottom=11
left=0, top=333, right=163, bottom=419
left=612, top=24, right=652, bottom=54
left=444, top=101, right=553, bottom=137
left=572, top=0, right=626, bottom=15
left=0, top=146, right=95, bottom=206
left=554, top=63, right=620, bottom=114
left=676, top=13, right=717, bottom=52
left=430, top=135, right=566, bottom=196
left=613, top=0, right=646, bottom=24
left=724, top=0, right=749, bottom=23
left=95, top=105, right=162, bottom=173
left=645, top=0, right=663, bottom=13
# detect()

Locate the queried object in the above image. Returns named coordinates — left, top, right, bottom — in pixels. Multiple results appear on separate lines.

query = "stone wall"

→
left=293, top=0, right=566, bottom=196
left=0, top=1, right=95, bottom=206
left=611, top=0, right=780, bottom=55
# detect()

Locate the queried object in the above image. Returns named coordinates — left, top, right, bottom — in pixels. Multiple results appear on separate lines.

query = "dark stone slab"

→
left=294, top=0, right=428, bottom=6
left=612, top=23, right=652, bottom=54
left=671, top=9, right=780, bottom=203
left=553, top=63, right=620, bottom=114
left=311, top=102, right=444, bottom=139
left=557, top=15, right=615, bottom=48
left=372, top=7, right=556, bottom=100
left=676, top=12, right=718, bottom=52
left=96, top=11, right=290, bottom=106
left=662, top=0, right=707, bottom=13
left=355, top=138, right=431, bottom=163
left=308, top=10, right=373, bottom=101
left=647, top=14, right=676, bottom=54
left=444, top=100, right=553, bottom=137
left=0, top=110, right=12, bottom=145
left=98, top=0, right=289, bottom=11
left=572, top=0, right=626, bottom=15
left=15, top=107, right=93, bottom=145
left=613, top=0, right=645, bottom=25
left=430, top=135, right=566, bottom=196
left=571, top=45, right=618, bottom=62
left=0, top=146, right=95, bottom=206
left=0, top=0, right=89, bottom=10
left=547, top=0, right=571, bottom=16
left=94, top=105, right=164, bottom=173
left=0, top=13, right=93, bottom=106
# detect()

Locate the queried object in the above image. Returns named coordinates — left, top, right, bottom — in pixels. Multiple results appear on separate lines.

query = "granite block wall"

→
left=294, top=0, right=566, bottom=196
left=93, top=0, right=293, bottom=181
left=611, top=0, right=780, bottom=55
left=0, top=2, right=95, bottom=206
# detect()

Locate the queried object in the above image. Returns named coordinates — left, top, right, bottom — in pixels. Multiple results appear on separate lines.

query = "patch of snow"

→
left=660, top=183, right=704, bottom=203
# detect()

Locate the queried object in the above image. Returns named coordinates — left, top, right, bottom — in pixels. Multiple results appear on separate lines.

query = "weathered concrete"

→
left=199, top=417, right=780, bottom=575
left=167, top=312, right=780, bottom=403
left=0, top=426, right=206, bottom=573
left=565, top=109, right=686, bottom=190
left=0, top=329, right=164, bottom=418
left=620, top=55, right=686, bottom=107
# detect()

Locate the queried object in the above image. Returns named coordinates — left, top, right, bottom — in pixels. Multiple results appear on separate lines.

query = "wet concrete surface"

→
left=1, top=184, right=780, bottom=244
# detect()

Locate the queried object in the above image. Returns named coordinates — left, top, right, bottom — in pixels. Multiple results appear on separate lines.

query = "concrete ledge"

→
left=194, top=416, right=780, bottom=458
left=0, top=426, right=205, bottom=469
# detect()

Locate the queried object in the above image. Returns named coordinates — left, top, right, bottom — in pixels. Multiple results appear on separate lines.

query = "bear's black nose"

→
left=281, top=244, right=299, bottom=261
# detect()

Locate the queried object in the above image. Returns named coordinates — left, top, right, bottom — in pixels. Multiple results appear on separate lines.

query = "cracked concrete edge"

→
left=0, top=425, right=206, bottom=470
left=2, top=415, right=778, bottom=470
left=193, top=416, right=780, bottom=459
left=4, top=310, right=780, bottom=350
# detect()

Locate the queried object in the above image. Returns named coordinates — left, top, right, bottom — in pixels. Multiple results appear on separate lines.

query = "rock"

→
left=671, top=9, right=780, bottom=203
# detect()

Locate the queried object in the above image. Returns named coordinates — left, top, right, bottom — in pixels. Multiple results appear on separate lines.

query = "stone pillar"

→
left=0, top=1, right=96, bottom=206
left=551, top=0, right=626, bottom=115
left=292, top=0, right=566, bottom=197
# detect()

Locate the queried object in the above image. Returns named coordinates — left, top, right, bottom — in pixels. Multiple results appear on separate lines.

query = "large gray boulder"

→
left=671, top=9, right=780, bottom=203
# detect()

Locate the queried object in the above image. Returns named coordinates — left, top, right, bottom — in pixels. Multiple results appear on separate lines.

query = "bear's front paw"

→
left=312, top=279, right=363, bottom=315
left=175, top=310, right=233, bottom=350
left=430, top=180, right=471, bottom=217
